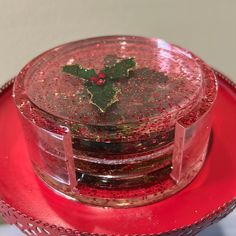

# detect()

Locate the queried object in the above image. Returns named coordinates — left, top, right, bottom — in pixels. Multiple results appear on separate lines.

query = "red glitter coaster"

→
left=12, top=36, right=217, bottom=207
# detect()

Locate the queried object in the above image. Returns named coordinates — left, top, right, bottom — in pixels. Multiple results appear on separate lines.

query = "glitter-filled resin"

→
left=13, top=36, right=218, bottom=207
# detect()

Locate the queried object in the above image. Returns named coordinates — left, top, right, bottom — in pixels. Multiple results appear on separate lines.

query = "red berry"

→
left=98, top=72, right=106, bottom=79
left=96, top=79, right=106, bottom=85
left=90, top=77, right=98, bottom=83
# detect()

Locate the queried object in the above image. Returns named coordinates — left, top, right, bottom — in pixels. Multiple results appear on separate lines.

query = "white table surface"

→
left=0, top=1, right=236, bottom=235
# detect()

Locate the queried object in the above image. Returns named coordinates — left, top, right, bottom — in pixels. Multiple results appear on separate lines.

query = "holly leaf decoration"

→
left=101, top=58, right=136, bottom=79
left=62, top=57, right=136, bottom=112
left=87, top=81, right=120, bottom=112
left=62, top=64, right=96, bottom=79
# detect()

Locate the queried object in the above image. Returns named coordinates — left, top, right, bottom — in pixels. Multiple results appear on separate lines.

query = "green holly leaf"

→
left=62, top=57, right=136, bottom=113
left=62, top=64, right=96, bottom=79
left=101, top=57, right=136, bottom=79
left=86, top=81, right=120, bottom=112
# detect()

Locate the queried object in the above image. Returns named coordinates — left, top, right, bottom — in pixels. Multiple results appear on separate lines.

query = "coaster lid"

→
left=14, top=36, right=206, bottom=141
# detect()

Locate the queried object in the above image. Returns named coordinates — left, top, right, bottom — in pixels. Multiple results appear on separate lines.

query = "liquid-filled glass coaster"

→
left=13, top=36, right=218, bottom=208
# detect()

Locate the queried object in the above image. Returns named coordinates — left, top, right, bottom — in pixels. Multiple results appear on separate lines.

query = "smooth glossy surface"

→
left=20, top=37, right=202, bottom=126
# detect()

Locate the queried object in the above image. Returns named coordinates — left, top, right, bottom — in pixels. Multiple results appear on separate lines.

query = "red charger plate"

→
left=0, top=71, right=236, bottom=236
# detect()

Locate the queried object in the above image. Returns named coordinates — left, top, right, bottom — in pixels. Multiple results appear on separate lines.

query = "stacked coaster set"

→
left=0, top=36, right=235, bottom=236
